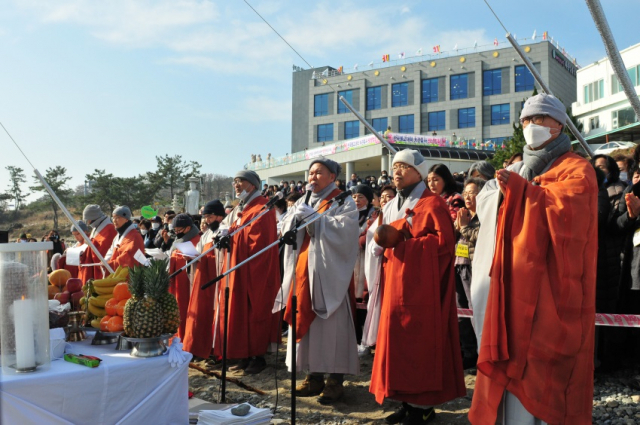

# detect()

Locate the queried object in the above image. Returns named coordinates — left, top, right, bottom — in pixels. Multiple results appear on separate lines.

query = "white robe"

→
left=361, top=181, right=427, bottom=347
left=274, top=183, right=360, bottom=374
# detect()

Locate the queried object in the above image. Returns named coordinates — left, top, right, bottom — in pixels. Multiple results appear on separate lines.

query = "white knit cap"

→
left=392, top=149, right=429, bottom=179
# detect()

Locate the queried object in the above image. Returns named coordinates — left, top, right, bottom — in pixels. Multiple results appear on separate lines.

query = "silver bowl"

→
left=124, top=336, right=167, bottom=357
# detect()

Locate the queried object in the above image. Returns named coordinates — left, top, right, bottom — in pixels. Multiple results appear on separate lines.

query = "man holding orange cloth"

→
left=469, top=94, right=598, bottom=424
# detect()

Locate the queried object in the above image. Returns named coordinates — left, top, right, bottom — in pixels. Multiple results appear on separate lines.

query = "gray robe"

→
left=274, top=183, right=360, bottom=374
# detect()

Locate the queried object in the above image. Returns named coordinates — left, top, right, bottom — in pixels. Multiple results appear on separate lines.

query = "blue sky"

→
left=1, top=0, right=638, bottom=202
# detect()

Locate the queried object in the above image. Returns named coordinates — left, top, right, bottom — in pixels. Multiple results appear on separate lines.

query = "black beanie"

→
left=171, top=213, right=193, bottom=229
left=353, top=184, right=374, bottom=204
left=202, top=200, right=226, bottom=217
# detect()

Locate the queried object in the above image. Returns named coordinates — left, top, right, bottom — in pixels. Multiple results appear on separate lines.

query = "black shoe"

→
left=385, top=402, right=408, bottom=424
left=243, top=356, right=267, bottom=375
left=228, top=358, right=250, bottom=371
left=401, top=406, right=436, bottom=424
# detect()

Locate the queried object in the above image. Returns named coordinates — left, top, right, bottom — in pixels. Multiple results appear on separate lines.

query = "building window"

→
left=392, top=82, right=409, bottom=107
left=514, top=65, right=535, bottom=92
left=491, top=104, right=510, bottom=125
left=344, top=121, right=359, bottom=139
left=372, top=117, right=388, bottom=133
left=398, top=114, right=414, bottom=133
left=450, top=74, right=468, bottom=100
left=589, top=116, right=600, bottom=131
left=422, top=78, right=438, bottom=103
left=584, top=79, right=604, bottom=104
left=611, top=66, right=640, bottom=94
left=612, top=107, right=638, bottom=129
left=428, top=111, right=446, bottom=131
left=317, top=123, right=333, bottom=142
left=314, top=94, right=329, bottom=117
left=337, top=90, right=353, bottom=114
left=367, top=86, right=382, bottom=110
left=483, top=69, right=502, bottom=96
left=458, top=108, right=475, bottom=128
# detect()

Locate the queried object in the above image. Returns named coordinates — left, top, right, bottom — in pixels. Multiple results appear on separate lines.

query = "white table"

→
left=1, top=333, right=192, bottom=425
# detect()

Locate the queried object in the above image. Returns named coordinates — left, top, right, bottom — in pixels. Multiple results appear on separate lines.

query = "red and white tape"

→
left=456, top=308, right=640, bottom=328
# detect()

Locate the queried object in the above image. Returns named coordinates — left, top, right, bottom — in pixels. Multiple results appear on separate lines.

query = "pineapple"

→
left=132, top=260, right=165, bottom=338
left=154, top=260, right=180, bottom=335
left=123, top=265, right=145, bottom=337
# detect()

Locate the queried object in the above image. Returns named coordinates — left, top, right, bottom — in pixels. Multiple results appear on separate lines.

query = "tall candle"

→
left=13, top=296, right=36, bottom=370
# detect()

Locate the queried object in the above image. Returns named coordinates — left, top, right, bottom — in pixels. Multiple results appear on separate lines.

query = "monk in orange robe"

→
left=183, top=200, right=226, bottom=359
left=168, top=214, right=201, bottom=340
left=213, top=170, right=281, bottom=375
left=370, top=149, right=466, bottom=424
left=105, top=206, right=145, bottom=270
left=469, top=94, right=597, bottom=424
left=81, top=204, right=117, bottom=280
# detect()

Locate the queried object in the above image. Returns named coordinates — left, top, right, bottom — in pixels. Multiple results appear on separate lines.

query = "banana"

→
left=92, top=278, right=120, bottom=288
left=89, top=294, right=113, bottom=308
left=88, top=303, right=106, bottom=317
left=79, top=296, right=87, bottom=306
left=91, top=318, right=102, bottom=328
left=93, top=285, right=114, bottom=295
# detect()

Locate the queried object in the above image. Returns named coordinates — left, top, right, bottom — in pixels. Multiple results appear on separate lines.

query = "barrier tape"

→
left=456, top=308, right=640, bottom=328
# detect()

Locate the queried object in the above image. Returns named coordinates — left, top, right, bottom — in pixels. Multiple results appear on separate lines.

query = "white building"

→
left=572, top=42, right=640, bottom=148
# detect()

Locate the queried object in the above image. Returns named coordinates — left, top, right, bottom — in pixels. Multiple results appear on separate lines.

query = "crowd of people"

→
left=43, top=93, right=640, bottom=424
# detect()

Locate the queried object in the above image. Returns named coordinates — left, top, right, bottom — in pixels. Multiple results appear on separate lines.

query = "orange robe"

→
left=107, top=228, right=145, bottom=270
left=469, top=153, right=597, bottom=424
left=183, top=240, right=217, bottom=358
left=169, top=234, right=201, bottom=340
left=81, top=225, right=116, bottom=280
left=213, top=196, right=281, bottom=359
left=370, top=189, right=466, bottom=406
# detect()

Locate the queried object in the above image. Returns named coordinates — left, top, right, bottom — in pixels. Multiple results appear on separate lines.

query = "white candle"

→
left=13, top=297, right=36, bottom=370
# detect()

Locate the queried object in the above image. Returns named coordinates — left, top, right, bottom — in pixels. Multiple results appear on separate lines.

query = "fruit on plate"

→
left=66, top=278, right=83, bottom=294
left=54, top=291, right=70, bottom=304
left=100, top=315, right=112, bottom=331
left=49, top=269, right=72, bottom=288
left=104, top=298, right=118, bottom=316
left=107, top=316, right=124, bottom=332
left=48, top=285, right=61, bottom=300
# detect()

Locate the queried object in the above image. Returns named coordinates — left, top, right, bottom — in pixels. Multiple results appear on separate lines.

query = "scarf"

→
left=308, top=182, right=338, bottom=208
left=517, top=133, right=571, bottom=181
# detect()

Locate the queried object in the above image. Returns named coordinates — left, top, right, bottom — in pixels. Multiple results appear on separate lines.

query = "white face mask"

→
left=620, top=171, right=628, bottom=181
left=523, top=123, right=558, bottom=149
left=168, top=224, right=174, bottom=231
left=140, top=229, right=148, bottom=235
left=152, top=223, right=160, bottom=230
left=236, top=190, right=249, bottom=201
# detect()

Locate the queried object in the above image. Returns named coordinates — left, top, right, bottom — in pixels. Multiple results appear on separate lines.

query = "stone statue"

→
left=172, top=194, right=181, bottom=212
left=184, top=178, right=200, bottom=215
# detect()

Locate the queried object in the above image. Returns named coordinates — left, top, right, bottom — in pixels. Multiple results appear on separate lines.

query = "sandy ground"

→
left=188, top=339, right=474, bottom=424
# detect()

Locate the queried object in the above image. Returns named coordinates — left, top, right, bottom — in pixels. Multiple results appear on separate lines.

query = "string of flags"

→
left=328, top=30, right=577, bottom=77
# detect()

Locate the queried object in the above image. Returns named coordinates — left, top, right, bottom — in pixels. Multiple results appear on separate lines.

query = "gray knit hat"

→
left=520, top=93, right=567, bottom=126
left=70, top=220, right=89, bottom=234
left=83, top=204, right=104, bottom=222
left=234, top=170, right=261, bottom=191
left=309, top=156, right=342, bottom=176
left=112, top=205, right=132, bottom=220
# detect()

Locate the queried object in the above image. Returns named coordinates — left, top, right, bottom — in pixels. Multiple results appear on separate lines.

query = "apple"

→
left=70, top=291, right=84, bottom=310
left=66, top=278, right=83, bottom=294
left=54, top=291, right=70, bottom=304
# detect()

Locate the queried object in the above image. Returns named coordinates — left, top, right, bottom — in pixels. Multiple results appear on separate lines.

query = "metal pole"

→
left=338, top=96, right=398, bottom=154
left=504, top=34, right=595, bottom=158
left=585, top=0, right=640, bottom=120
left=34, top=169, right=115, bottom=275
left=220, top=251, right=231, bottom=404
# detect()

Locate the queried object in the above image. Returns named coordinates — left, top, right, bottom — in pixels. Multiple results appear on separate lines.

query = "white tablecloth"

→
left=1, top=333, right=192, bottom=425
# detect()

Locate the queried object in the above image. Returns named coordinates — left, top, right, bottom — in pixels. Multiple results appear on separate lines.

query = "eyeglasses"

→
left=462, top=191, right=479, bottom=198
left=232, top=179, right=245, bottom=185
left=520, top=115, right=547, bottom=125
left=392, top=164, right=413, bottom=172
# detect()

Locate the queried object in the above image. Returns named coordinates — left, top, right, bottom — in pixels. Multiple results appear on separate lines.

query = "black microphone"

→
left=263, top=191, right=284, bottom=209
left=304, top=184, right=315, bottom=205
left=333, top=187, right=356, bottom=203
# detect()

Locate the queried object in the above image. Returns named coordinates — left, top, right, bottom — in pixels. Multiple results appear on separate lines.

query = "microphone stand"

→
left=220, top=248, right=231, bottom=403
left=201, top=195, right=349, bottom=424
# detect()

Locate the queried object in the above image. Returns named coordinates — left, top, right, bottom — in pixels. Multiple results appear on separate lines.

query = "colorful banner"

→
left=387, top=133, right=448, bottom=147
left=342, top=134, right=381, bottom=151
left=305, top=145, right=336, bottom=159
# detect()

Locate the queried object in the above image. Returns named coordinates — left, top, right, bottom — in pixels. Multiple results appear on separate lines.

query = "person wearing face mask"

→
left=468, top=94, right=598, bottom=424
left=155, top=211, right=176, bottom=251
left=81, top=204, right=117, bottom=280
left=183, top=200, right=226, bottom=360
left=147, top=216, right=162, bottom=246
left=378, top=170, right=391, bottom=186
left=213, top=170, right=281, bottom=375
left=167, top=214, right=201, bottom=340
left=138, top=219, right=154, bottom=249
left=104, top=205, right=146, bottom=270
left=591, top=154, right=627, bottom=213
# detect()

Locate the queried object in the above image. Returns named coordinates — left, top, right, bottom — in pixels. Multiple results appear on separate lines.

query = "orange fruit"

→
left=104, top=298, right=118, bottom=316
left=100, top=315, right=112, bottom=331
left=116, top=299, right=127, bottom=317
left=113, top=282, right=131, bottom=301
left=107, top=316, right=124, bottom=332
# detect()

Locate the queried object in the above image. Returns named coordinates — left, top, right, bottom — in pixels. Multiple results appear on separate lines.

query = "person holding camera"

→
left=154, top=210, right=176, bottom=251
